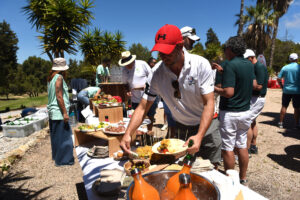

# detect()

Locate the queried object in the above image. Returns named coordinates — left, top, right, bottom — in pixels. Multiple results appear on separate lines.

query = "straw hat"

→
left=52, top=58, right=69, bottom=71
left=118, top=51, right=136, bottom=66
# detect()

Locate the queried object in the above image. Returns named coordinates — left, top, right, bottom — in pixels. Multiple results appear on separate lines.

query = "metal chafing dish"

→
left=127, top=170, right=220, bottom=200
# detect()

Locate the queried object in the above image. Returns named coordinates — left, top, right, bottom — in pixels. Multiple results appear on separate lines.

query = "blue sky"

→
left=1, top=0, right=300, bottom=64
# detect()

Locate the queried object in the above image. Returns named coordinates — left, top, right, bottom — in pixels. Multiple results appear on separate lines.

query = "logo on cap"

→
left=157, top=34, right=166, bottom=40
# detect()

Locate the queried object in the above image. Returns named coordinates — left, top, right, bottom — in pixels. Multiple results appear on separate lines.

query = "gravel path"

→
left=0, top=89, right=299, bottom=200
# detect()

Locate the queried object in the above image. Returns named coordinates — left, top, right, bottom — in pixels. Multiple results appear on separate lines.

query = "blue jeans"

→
left=49, top=119, right=74, bottom=166
left=78, top=90, right=89, bottom=106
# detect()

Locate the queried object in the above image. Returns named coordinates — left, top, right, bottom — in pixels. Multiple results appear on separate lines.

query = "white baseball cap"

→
left=244, top=49, right=256, bottom=58
left=289, top=53, right=298, bottom=61
left=180, top=26, right=200, bottom=41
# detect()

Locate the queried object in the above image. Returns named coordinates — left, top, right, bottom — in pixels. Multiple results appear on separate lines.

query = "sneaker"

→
left=278, top=122, right=283, bottom=129
left=240, top=179, right=248, bottom=186
left=250, top=145, right=258, bottom=154
left=161, top=123, right=168, bottom=131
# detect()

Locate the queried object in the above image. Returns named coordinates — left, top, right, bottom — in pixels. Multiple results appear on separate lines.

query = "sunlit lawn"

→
left=0, top=93, right=48, bottom=112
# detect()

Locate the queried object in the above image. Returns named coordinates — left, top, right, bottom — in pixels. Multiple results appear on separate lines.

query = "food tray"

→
left=2, top=122, right=35, bottom=138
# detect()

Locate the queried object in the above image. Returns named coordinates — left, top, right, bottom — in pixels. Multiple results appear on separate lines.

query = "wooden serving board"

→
left=142, top=164, right=169, bottom=175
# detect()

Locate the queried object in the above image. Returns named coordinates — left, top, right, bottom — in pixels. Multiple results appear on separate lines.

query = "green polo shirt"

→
left=253, top=61, right=268, bottom=96
left=215, top=60, right=229, bottom=85
left=219, top=56, right=255, bottom=111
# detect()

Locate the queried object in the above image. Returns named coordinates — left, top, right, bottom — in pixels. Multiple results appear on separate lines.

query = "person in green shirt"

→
left=47, top=58, right=74, bottom=166
left=78, top=86, right=101, bottom=107
left=96, top=58, right=111, bottom=86
left=214, top=36, right=257, bottom=185
left=244, top=49, right=268, bottom=155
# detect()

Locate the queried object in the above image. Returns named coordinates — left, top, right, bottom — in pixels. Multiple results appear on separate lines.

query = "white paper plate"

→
left=79, top=128, right=102, bottom=132
left=103, top=130, right=125, bottom=135
left=103, top=126, right=126, bottom=135
left=152, top=139, right=188, bottom=155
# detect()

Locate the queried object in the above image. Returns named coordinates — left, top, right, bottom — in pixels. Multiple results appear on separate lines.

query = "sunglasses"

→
left=172, top=80, right=181, bottom=99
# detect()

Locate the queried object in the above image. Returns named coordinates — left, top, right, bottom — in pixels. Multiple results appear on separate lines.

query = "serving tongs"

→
left=128, top=151, right=140, bottom=160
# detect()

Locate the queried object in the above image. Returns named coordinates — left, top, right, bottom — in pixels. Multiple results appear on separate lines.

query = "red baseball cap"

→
left=151, top=24, right=183, bottom=55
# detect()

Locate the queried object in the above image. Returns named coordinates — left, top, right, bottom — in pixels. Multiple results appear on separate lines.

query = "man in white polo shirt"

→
left=120, top=24, right=220, bottom=164
left=119, top=51, right=155, bottom=132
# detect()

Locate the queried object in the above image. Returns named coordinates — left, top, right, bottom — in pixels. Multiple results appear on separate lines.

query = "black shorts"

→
left=282, top=93, right=300, bottom=108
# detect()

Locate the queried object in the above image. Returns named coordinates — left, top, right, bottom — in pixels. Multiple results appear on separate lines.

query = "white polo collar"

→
left=162, top=50, right=192, bottom=80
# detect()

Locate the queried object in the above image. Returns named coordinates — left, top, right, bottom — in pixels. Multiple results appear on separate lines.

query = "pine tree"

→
left=205, top=28, right=221, bottom=48
left=0, top=20, right=19, bottom=99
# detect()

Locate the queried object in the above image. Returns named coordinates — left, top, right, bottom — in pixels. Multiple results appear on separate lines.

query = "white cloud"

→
left=285, top=13, right=300, bottom=28
left=290, top=0, right=300, bottom=6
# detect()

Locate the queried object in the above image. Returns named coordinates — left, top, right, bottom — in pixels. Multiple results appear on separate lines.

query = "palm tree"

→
left=79, top=28, right=126, bottom=65
left=112, top=30, right=126, bottom=62
left=79, top=30, right=97, bottom=65
left=241, top=3, right=277, bottom=54
left=268, top=0, right=293, bottom=69
left=237, top=0, right=245, bottom=36
left=23, top=0, right=94, bottom=62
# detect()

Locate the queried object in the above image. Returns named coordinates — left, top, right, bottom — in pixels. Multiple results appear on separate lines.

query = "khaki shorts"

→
left=174, top=119, right=222, bottom=163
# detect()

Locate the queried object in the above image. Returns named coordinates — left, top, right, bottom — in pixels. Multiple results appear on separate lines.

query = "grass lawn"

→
left=0, top=93, right=48, bottom=112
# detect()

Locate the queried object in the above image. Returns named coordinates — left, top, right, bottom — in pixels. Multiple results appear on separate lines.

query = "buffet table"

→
left=75, top=145, right=268, bottom=200
left=99, top=82, right=129, bottom=105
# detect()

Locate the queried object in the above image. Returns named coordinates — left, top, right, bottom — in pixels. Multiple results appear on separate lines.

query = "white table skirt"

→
left=75, top=145, right=268, bottom=200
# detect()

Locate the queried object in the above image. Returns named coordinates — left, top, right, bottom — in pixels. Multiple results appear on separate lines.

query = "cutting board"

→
left=142, top=164, right=169, bottom=175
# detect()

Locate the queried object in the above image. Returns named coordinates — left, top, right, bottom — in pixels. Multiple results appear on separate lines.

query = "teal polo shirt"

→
left=278, top=62, right=300, bottom=94
left=219, top=56, right=255, bottom=111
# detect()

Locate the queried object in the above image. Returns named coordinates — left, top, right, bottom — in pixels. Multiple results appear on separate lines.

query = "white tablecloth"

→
left=75, top=145, right=268, bottom=200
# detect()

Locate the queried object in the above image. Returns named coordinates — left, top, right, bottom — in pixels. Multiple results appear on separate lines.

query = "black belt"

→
left=253, top=94, right=265, bottom=98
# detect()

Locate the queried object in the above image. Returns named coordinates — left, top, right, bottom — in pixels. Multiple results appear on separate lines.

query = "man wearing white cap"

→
left=244, top=49, right=268, bottom=154
left=119, top=51, right=155, bottom=132
left=277, top=53, right=300, bottom=129
left=180, top=26, right=200, bottom=51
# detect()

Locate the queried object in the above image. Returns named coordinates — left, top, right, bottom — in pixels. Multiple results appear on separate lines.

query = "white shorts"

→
left=249, top=96, right=265, bottom=122
left=219, top=110, right=252, bottom=151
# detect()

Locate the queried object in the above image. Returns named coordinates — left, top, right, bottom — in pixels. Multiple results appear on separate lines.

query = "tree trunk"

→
left=54, top=50, right=59, bottom=58
left=46, top=51, right=53, bottom=62
left=237, top=0, right=245, bottom=36
left=60, top=50, right=64, bottom=58
left=269, top=18, right=279, bottom=70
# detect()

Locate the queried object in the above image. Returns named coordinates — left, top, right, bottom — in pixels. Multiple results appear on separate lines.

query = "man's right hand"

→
left=120, top=134, right=132, bottom=154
